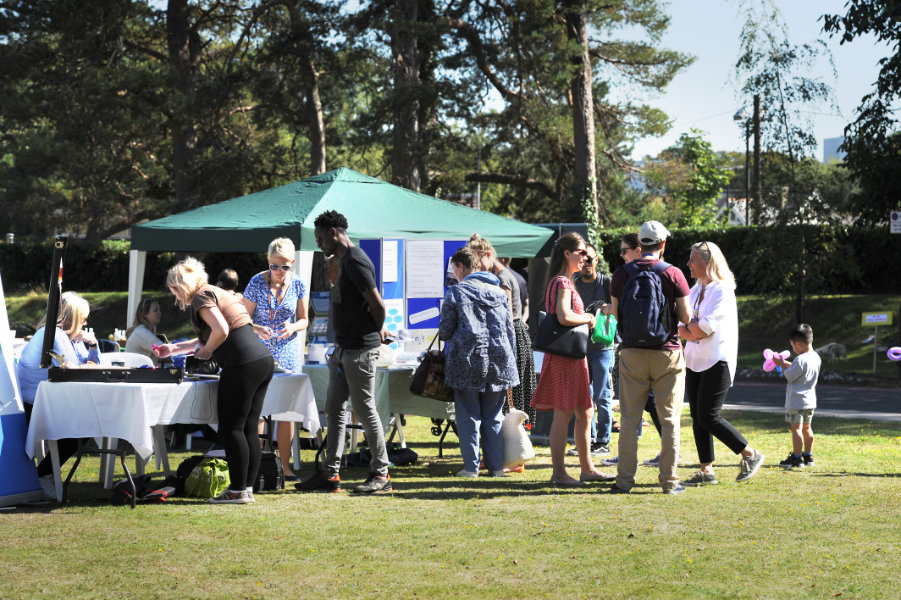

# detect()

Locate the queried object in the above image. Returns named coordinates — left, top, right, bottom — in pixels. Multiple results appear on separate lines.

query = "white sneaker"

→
left=455, top=469, right=479, bottom=478
left=38, top=475, right=57, bottom=500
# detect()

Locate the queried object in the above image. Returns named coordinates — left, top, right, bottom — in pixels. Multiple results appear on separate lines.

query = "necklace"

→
left=267, top=272, right=289, bottom=326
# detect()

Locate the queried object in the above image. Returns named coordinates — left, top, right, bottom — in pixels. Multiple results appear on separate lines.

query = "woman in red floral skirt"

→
left=531, top=232, right=615, bottom=486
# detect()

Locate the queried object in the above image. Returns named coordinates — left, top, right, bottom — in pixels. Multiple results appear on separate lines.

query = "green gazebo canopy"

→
left=131, top=167, right=552, bottom=257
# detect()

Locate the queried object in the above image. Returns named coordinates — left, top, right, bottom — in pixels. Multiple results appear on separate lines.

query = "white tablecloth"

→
left=26, top=373, right=317, bottom=461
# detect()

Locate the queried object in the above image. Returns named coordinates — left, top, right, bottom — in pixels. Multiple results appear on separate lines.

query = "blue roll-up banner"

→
left=360, top=238, right=406, bottom=352
left=0, top=272, right=43, bottom=506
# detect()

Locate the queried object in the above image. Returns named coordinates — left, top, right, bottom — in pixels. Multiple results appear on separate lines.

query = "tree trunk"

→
left=285, top=1, right=326, bottom=175
left=563, top=2, right=599, bottom=235
left=390, top=0, right=422, bottom=191
left=166, top=0, right=201, bottom=208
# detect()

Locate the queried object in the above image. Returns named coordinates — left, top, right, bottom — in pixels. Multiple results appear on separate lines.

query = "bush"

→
left=595, top=224, right=901, bottom=295
left=0, top=239, right=266, bottom=293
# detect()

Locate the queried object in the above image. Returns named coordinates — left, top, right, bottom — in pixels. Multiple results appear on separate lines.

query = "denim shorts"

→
left=785, top=408, right=815, bottom=424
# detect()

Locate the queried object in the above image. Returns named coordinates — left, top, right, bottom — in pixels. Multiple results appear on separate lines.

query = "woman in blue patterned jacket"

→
left=439, top=246, right=519, bottom=478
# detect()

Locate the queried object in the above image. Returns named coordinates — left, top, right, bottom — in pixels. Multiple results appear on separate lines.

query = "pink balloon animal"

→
left=762, top=349, right=790, bottom=373
left=888, top=347, right=901, bottom=362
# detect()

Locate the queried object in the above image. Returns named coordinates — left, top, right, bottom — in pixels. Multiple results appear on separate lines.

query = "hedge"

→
left=593, top=224, right=900, bottom=295
left=0, top=240, right=266, bottom=294
left=0, top=225, right=898, bottom=295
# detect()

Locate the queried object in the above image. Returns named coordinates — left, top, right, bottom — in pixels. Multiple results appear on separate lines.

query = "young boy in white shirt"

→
left=773, top=324, right=821, bottom=469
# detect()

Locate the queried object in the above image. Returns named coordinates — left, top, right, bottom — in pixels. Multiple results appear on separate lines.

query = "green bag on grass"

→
left=184, top=458, right=230, bottom=498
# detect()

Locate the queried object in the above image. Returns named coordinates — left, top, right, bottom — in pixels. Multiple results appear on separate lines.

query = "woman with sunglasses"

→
left=241, top=237, right=309, bottom=481
left=531, top=232, right=614, bottom=486
left=125, top=298, right=164, bottom=365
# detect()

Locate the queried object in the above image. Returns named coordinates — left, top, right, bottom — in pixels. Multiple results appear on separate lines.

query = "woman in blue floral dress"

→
left=242, top=237, right=309, bottom=479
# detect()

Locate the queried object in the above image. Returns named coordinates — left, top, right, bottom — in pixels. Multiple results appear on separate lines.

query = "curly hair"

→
left=313, top=210, right=349, bottom=231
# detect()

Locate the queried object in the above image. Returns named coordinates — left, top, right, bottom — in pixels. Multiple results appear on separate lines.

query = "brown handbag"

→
left=409, top=335, right=454, bottom=402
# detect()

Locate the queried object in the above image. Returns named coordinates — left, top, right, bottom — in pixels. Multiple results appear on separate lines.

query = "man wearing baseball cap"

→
left=605, top=221, right=692, bottom=494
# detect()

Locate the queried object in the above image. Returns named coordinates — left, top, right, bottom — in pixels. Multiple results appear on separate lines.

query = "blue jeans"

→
left=453, top=389, right=506, bottom=473
left=587, top=348, right=615, bottom=445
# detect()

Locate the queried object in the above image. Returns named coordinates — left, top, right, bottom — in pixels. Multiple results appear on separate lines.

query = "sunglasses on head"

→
left=269, top=264, right=291, bottom=271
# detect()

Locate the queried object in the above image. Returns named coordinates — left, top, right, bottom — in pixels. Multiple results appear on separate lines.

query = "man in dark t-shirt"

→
left=607, top=221, right=691, bottom=495
left=295, top=210, right=392, bottom=494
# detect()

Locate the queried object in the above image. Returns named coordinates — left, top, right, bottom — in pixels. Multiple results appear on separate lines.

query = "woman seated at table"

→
left=439, top=246, right=519, bottom=478
left=155, top=258, right=274, bottom=504
left=16, top=291, right=101, bottom=498
left=124, top=298, right=165, bottom=365
left=242, top=237, right=308, bottom=481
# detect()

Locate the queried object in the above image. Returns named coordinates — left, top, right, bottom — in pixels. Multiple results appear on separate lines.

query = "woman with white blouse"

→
left=678, top=242, right=764, bottom=485
left=125, top=298, right=164, bottom=365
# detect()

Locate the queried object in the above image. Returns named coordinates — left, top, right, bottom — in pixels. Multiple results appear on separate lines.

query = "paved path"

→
left=723, top=380, right=901, bottom=422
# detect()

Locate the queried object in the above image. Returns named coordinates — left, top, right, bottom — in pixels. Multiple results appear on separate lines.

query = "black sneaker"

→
left=778, top=454, right=804, bottom=470
left=590, top=442, right=611, bottom=456
left=803, top=454, right=815, bottom=467
left=353, top=472, right=392, bottom=494
left=294, top=470, right=341, bottom=493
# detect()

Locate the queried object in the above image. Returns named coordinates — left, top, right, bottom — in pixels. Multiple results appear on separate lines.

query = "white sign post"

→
left=862, top=311, right=894, bottom=374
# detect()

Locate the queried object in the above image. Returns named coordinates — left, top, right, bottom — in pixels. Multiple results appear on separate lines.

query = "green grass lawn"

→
left=2, top=412, right=899, bottom=599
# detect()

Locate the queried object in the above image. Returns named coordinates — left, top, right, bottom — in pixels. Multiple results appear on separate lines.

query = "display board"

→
left=0, top=271, right=43, bottom=506
left=359, top=238, right=466, bottom=355
left=405, top=239, right=466, bottom=330
left=360, top=238, right=406, bottom=351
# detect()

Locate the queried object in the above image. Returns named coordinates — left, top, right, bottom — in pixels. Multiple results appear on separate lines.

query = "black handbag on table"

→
left=532, top=279, right=589, bottom=359
left=409, top=335, right=454, bottom=402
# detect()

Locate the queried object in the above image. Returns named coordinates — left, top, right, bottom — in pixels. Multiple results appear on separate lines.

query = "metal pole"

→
left=873, top=325, right=878, bottom=374
left=752, top=94, right=761, bottom=227
left=744, top=121, right=751, bottom=226
left=40, top=236, right=68, bottom=368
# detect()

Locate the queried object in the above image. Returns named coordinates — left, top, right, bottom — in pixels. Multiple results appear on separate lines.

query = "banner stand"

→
left=0, top=271, right=43, bottom=506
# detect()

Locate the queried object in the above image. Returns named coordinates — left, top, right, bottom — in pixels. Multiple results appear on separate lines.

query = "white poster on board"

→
left=405, top=240, right=445, bottom=298
left=382, top=239, right=398, bottom=282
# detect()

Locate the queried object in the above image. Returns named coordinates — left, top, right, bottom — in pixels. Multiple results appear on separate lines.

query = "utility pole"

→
left=752, top=94, right=761, bottom=228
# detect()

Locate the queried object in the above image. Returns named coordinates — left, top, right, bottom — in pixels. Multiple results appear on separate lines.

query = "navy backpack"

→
left=618, top=261, right=673, bottom=347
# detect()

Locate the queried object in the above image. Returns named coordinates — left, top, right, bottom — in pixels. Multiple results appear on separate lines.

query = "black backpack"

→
left=619, top=261, right=673, bottom=346
left=253, top=451, right=284, bottom=492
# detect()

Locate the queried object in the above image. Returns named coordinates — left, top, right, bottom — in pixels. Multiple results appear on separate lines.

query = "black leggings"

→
left=218, top=355, right=274, bottom=491
left=685, top=361, right=748, bottom=464
left=644, top=393, right=662, bottom=435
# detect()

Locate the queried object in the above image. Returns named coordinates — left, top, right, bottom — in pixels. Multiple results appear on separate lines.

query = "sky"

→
left=622, top=0, right=895, bottom=161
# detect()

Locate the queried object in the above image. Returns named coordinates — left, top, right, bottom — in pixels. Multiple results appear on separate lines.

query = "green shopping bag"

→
left=591, top=314, right=617, bottom=346
left=184, top=458, right=230, bottom=498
